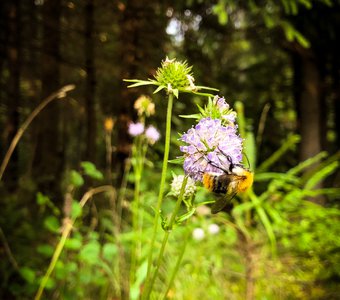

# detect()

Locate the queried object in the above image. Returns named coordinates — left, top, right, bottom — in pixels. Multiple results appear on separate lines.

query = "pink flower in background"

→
left=128, top=122, right=144, bottom=137
left=145, top=125, right=161, bottom=144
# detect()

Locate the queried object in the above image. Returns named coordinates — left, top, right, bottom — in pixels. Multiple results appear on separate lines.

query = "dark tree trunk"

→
left=2, top=0, right=21, bottom=189
left=32, top=0, right=62, bottom=199
left=293, top=47, right=325, bottom=204
left=84, top=0, right=96, bottom=163
left=296, top=53, right=322, bottom=161
left=114, top=1, right=169, bottom=185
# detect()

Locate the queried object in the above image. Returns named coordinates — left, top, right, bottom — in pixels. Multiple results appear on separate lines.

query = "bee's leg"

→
left=203, top=155, right=230, bottom=174
left=217, top=147, right=238, bottom=172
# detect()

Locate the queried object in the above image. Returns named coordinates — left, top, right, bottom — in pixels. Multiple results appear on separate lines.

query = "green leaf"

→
left=88, top=231, right=99, bottom=240
left=295, top=30, right=310, bottom=48
left=20, top=267, right=36, bottom=283
left=168, top=157, right=185, bottom=164
left=249, top=190, right=276, bottom=255
left=130, top=261, right=148, bottom=300
left=179, top=113, right=201, bottom=119
left=70, top=170, right=84, bottom=187
left=196, top=103, right=206, bottom=115
left=233, top=201, right=255, bottom=214
left=176, top=208, right=196, bottom=224
left=254, top=172, right=299, bottom=183
left=44, top=216, right=60, bottom=233
left=194, top=85, right=219, bottom=91
left=55, top=261, right=66, bottom=280
left=102, top=243, right=118, bottom=261
left=81, top=161, right=104, bottom=180
left=256, top=134, right=300, bottom=173
left=263, top=14, right=275, bottom=29
left=173, top=88, right=179, bottom=98
left=302, top=188, right=340, bottom=199
left=123, top=79, right=157, bottom=88
left=65, top=237, right=82, bottom=250
left=64, top=261, right=77, bottom=273
left=71, top=200, right=82, bottom=219
left=36, top=192, right=49, bottom=205
left=79, top=241, right=101, bottom=264
left=234, top=101, right=246, bottom=140
left=37, top=244, right=54, bottom=257
left=153, top=85, right=165, bottom=94
left=304, top=161, right=339, bottom=190
left=39, top=276, right=55, bottom=290
left=244, top=131, right=256, bottom=170
left=287, top=151, right=327, bottom=175
left=213, top=1, right=228, bottom=25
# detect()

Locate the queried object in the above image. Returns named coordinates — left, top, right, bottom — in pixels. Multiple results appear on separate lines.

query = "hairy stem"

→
left=143, top=93, right=174, bottom=298
left=147, top=176, right=188, bottom=295
left=130, top=137, right=146, bottom=286
left=162, top=226, right=190, bottom=299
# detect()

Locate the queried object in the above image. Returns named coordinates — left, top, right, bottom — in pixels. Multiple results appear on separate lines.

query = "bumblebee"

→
left=202, top=155, right=253, bottom=213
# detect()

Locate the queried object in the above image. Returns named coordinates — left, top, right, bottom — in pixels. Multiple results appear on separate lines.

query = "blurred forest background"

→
left=1, top=0, right=340, bottom=299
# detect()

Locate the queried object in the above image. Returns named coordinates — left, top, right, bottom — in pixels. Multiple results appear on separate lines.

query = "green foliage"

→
left=71, top=200, right=82, bottom=219
left=81, top=161, right=104, bottom=180
left=180, top=95, right=236, bottom=126
left=1, top=2, right=340, bottom=297
left=20, top=267, right=36, bottom=284
left=36, top=192, right=60, bottom=215
left=69, top=170, right=84, bottom=187
left=43, top=216, right=60, bottom=234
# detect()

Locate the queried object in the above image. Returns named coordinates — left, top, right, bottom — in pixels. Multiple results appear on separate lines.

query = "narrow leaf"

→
left=179, top=113, right=201, bottom=119
left=153, top=85, right=165, bottom=94
left=304, top=161, right=339, bottom=190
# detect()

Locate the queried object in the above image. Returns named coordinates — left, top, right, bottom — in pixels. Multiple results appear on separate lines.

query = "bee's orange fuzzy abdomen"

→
left=238, top=171, right=254, bottom=192
left=202, top=173, right=214, bottom=192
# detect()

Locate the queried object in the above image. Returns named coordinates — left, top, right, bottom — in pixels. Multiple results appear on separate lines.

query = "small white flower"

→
left=208, top=223, right=220, bottom=235
left=170, top=174, right=196, bottom=199
left=192, top=228, right=205, bottom=241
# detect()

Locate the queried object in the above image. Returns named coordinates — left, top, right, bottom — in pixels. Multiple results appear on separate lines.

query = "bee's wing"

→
left=211, top=192, right=236, bottom=214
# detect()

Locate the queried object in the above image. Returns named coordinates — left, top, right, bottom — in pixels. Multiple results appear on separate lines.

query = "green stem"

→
left=146, top=176, right=188, bottom=298
left=143, top=93, right=174, bottom=298
left=35, top=222, right=72, bottom=300
left=130, top=137, right=147, bottom=285
left=130, top=169, right=141, bottom=285
left=162, top=227, right=190, bottom=299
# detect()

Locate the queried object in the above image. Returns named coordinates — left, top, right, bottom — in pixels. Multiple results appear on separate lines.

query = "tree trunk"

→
left=2, top=0, right=21, bottom=190
left=84, top=0, right=96, bottom=163
left=114, top=1, right=168, bottom=185
left=298, top=55, right=322, bottom=161
left=32, top=0, right=62, bottom=199
left=293, top=48, right=325, bottom=204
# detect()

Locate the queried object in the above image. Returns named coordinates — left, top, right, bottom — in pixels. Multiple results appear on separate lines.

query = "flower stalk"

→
left=130, top=135, right=148, bottom=285
left=143, top=93, right=174, bottom=298
left=145, top=176, right=189, bottom=299
left=162, top=226, right=191, bottom=299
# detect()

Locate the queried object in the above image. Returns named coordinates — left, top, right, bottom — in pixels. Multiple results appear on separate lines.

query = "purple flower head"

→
left=222, top=111, right=237, bottom=123
left=214, top=96, right=229, bottom=111
left=180, top=117, right=243, bottom=181
left=128, top=122, right=144, bottom=137
left=145, top=125, right=161, bottom=144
